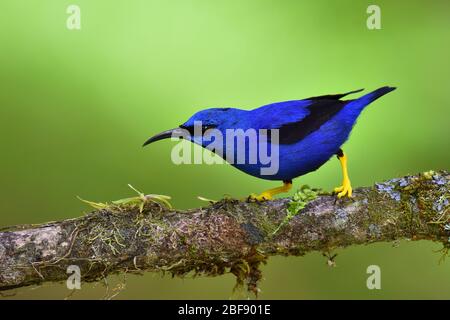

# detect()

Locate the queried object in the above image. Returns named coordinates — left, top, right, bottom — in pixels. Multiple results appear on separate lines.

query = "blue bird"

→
left=144, top=86, right=396, bottom=200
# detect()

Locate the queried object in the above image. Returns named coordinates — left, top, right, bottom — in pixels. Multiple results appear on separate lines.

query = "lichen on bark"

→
left=0, top=170, right=448, bottom=295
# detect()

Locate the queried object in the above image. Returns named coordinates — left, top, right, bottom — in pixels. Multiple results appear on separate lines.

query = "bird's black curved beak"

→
left=142, top=128, right=185, bottom=147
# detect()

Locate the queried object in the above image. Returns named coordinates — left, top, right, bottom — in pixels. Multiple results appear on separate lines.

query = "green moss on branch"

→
left=0, top=170, right=448, bottom=295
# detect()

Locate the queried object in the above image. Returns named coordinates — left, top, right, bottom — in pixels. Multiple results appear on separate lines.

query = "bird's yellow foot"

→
left=247, top=180, right=292, bottom=202
left=334, top=149, right=352, bottom=198
left=334, top=178, right=352, bottom=198
left=248, top=192, right=273, bottom=202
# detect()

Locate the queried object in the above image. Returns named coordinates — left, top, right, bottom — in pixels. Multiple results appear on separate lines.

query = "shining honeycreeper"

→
left=144, top=86, right=396, bottom=200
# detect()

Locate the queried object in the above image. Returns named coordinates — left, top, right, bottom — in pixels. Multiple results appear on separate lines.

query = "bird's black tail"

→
left=342, top=86, right=396, bottom=118
left=358, top=86, right=397, bottom=104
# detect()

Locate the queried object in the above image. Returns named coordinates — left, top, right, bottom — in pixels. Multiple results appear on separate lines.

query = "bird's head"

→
left=143, top=107, right=240, bottom=147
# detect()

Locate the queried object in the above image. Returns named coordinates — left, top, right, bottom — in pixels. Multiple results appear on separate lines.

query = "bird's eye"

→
left=200, top=124, right=218, bottom=132
left=178, top=124, right=217, bottom=135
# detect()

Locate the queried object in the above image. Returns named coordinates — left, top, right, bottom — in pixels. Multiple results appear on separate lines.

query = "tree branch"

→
left=0, top=170, right=449, bottom=293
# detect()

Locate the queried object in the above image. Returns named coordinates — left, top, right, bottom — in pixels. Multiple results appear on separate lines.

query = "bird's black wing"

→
left=269, top=89, right=363, bottom=145
left=304, top=88, right=364, bottom=101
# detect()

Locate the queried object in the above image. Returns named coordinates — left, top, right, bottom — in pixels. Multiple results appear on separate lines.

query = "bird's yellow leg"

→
left=334, top=149, right=352, bottom=198
left=248, top=180, right=292, bottom=202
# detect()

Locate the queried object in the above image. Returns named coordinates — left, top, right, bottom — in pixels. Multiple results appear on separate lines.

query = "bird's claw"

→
left=247, top=192, right=273, bottom=202
left=333, top=178, right=352, bottom=198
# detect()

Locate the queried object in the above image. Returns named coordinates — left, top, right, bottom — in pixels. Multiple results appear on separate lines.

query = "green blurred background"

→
left=1, top=0, right=449, bottom=299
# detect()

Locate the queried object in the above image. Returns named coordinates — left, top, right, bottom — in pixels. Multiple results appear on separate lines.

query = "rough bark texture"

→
left=0, top=170, right=449, bottom=293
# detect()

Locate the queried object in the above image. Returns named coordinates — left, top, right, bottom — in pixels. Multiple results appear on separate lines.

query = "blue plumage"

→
left=144, top=87, right=396, bottom=194
left=170, top=86, right=396, bottom=181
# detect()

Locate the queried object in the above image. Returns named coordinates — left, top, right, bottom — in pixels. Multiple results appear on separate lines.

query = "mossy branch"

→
left=0, top=170, right=449, bottom=294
